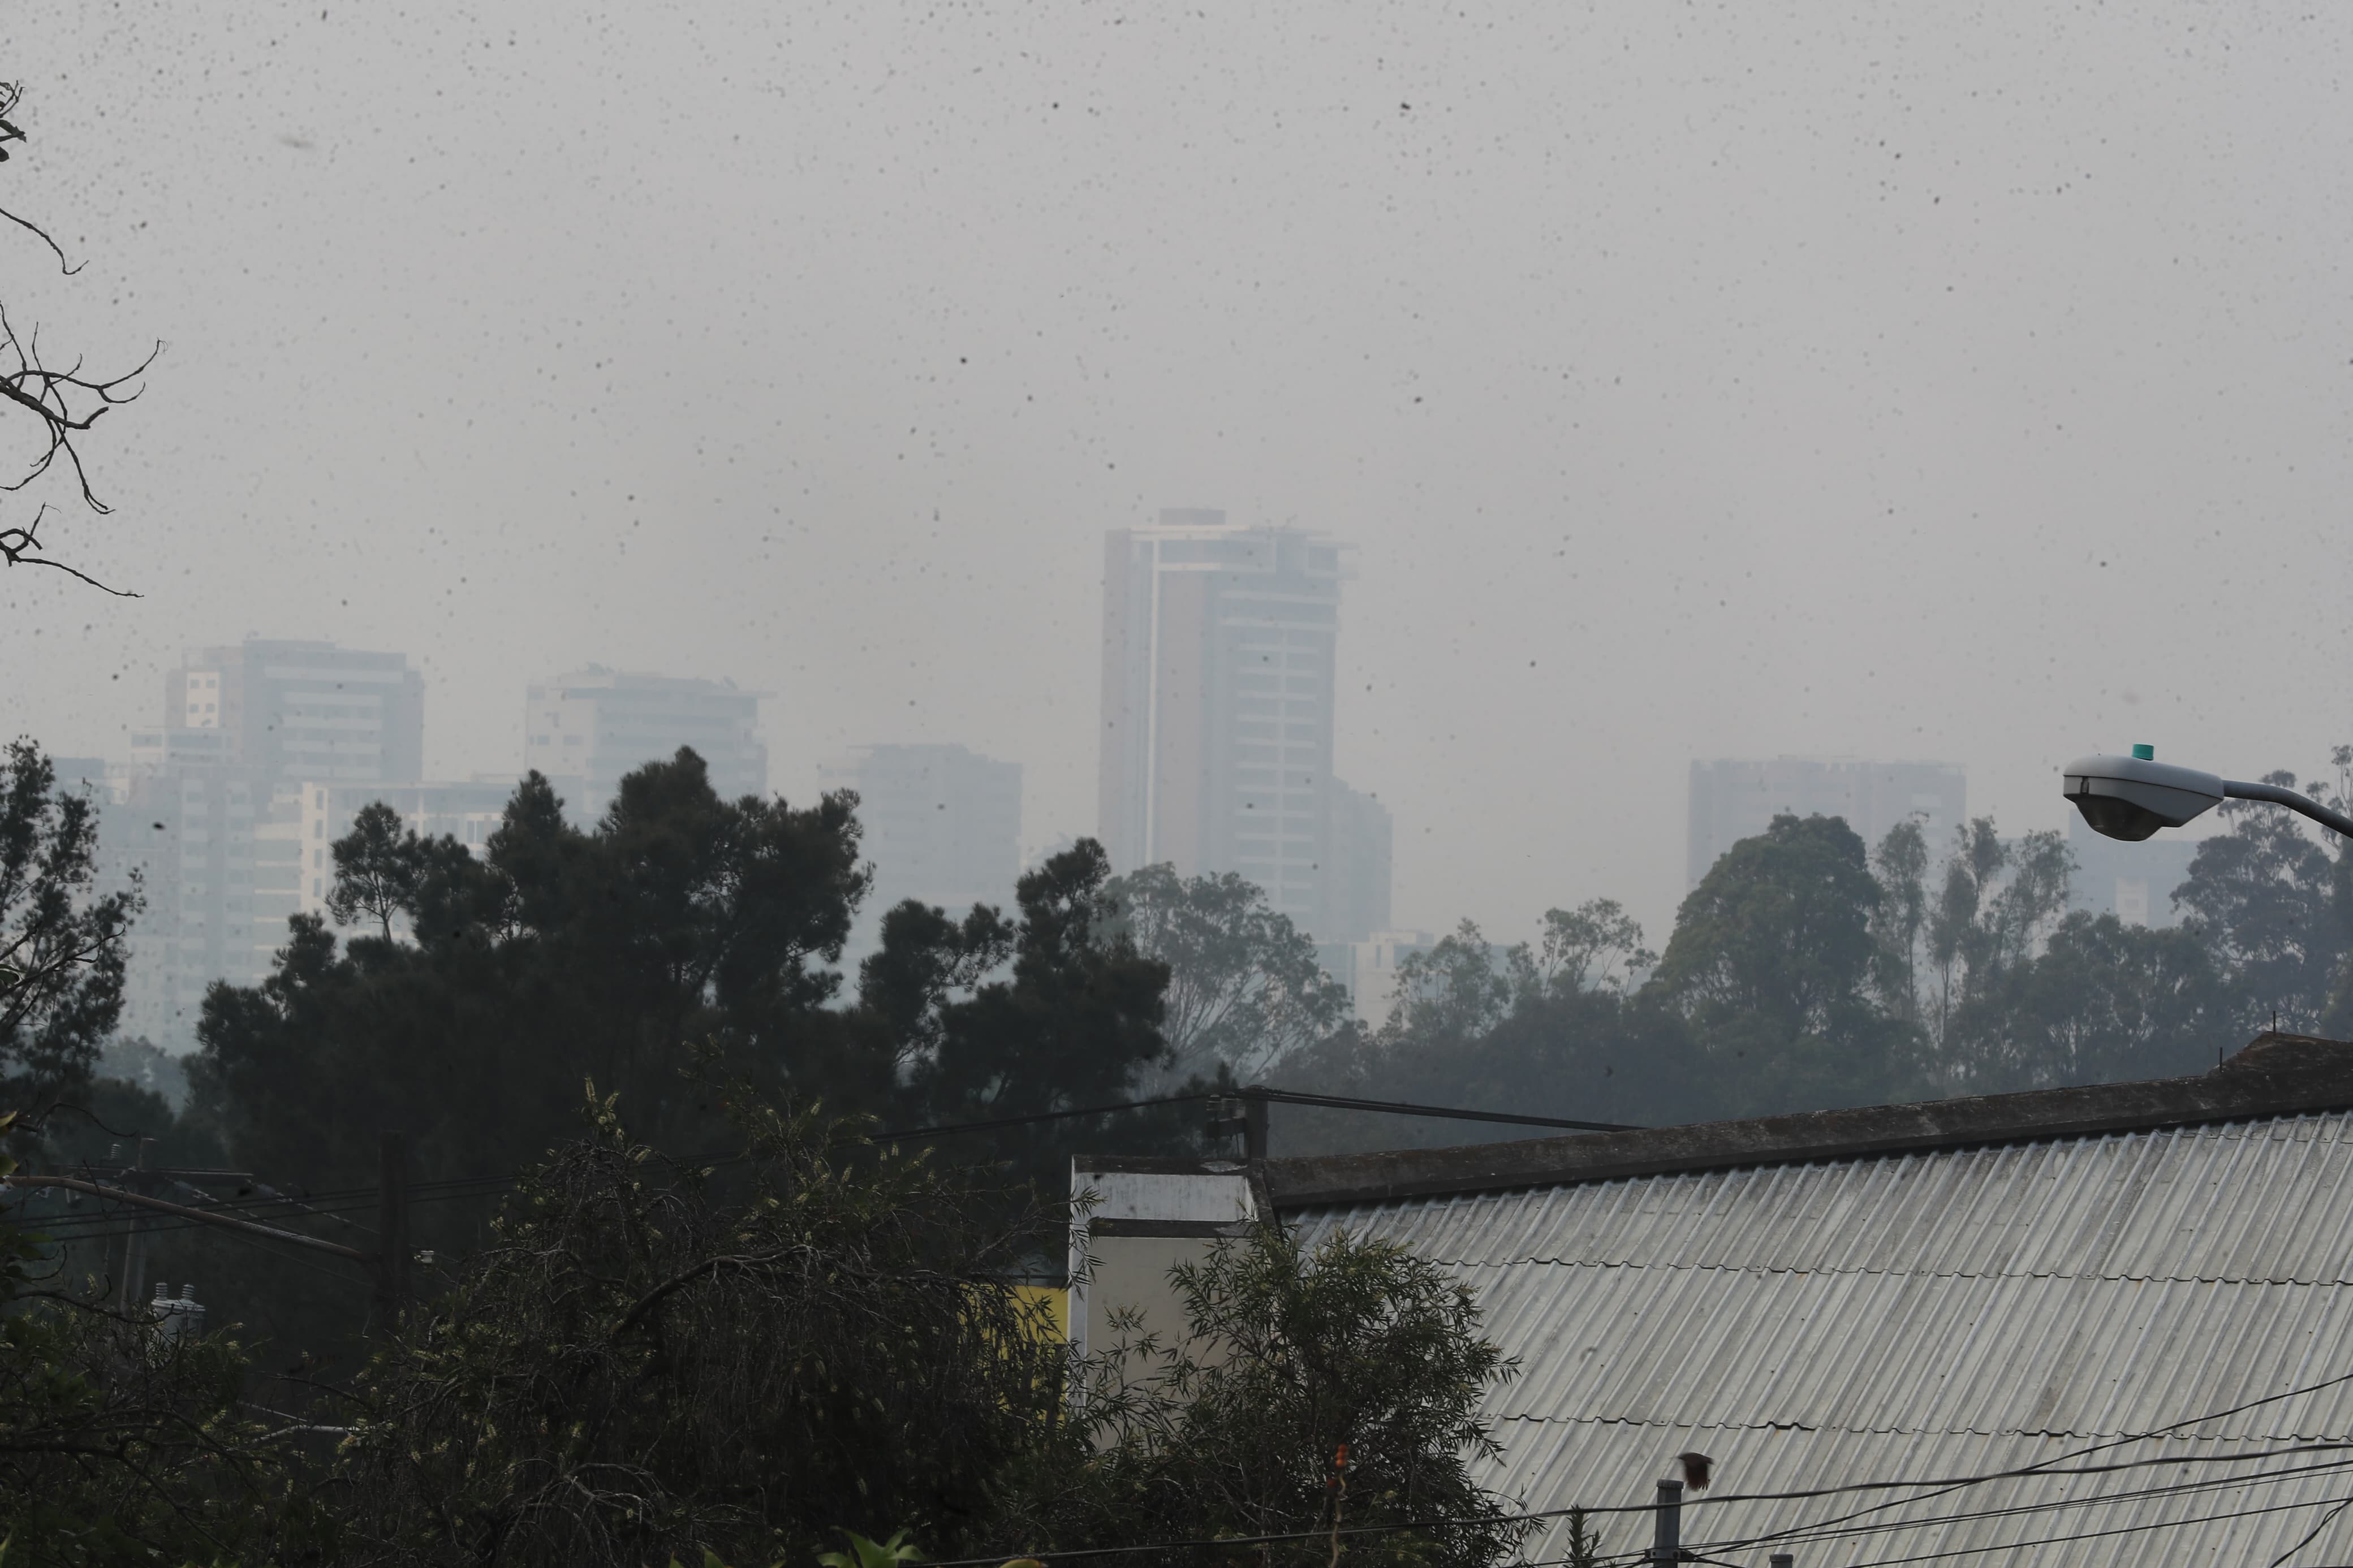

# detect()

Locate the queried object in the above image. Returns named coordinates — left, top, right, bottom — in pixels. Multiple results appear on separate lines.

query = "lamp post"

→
left=2062, top=744, right=2353, bottom=843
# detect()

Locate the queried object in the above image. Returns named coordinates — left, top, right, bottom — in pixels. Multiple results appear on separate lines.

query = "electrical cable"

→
left=1684, top=1450, right=2353, bottom=1558
left=1681, top=1364, right=2353, bottom=1558
left=12, top=1081, right=1635, bottom=1241
left=1513, top=1482, right=2353, bottom=1568
left=920, top=1450, right=2353, bottom=1568
left=1815, top=1489, right=2353, bottom=1568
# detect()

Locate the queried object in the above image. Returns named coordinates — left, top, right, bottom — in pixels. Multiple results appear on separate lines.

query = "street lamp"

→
left=2062, top=744, right=2353, bottom=842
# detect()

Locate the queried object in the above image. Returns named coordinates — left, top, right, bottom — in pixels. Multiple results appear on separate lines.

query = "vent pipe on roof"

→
left=1648, top=1479, right=1683, bottom=1565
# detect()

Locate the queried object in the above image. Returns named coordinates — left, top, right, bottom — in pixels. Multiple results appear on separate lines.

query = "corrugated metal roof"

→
left=1292, top=1114, right=2353, bottom=1566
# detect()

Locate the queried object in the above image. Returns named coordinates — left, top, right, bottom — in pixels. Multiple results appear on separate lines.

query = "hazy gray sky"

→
left=6, top=1, right=2348, bottom=947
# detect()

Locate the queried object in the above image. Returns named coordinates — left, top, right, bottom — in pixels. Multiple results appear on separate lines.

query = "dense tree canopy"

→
left=192, top=753, right=879, bottom=1200
left=1289, top=762, right=2352, bottom=1150
left=1649, top=813, right=1908, bottom=1112
left=1097, top=863, right=1351, bottom=1087
left=0, top=741, right=137, bottom=1115
left=339, top=1092, right=1070, bottom=1567
left=174, top=753, right=1190, bottom=1358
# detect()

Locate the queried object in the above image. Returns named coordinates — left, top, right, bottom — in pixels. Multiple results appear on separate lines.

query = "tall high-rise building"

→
left=523, top=667, right=767, bottom=820
left=1097, top=509, right=1381, bottom=939
left=110, top=638, right=426, bottom=1048
left=166, top=638, right=424, bottom=784
left=820, top=744, right=1022, bottom=950
left=1686, top=757, right=1967, bottom=887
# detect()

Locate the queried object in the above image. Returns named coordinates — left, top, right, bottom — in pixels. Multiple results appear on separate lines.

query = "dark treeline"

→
left=3, top=737, right=2351, bottom=1563
left=40, top=749, right=1200, bottom=1360
left=11, top=744, right=2352, bottom=1357
left=1279, top=761, right=2351, bottom=1153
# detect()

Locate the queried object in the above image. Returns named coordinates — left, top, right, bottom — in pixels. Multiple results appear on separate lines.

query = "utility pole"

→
left=1647, top=1479, right=1683, bottom=1566
left=1209, top=1090, right=1273, bottom=1163
left=372, top=1129, right=410, bottom=1332
left=118, top=1135, right=154, bottom=1311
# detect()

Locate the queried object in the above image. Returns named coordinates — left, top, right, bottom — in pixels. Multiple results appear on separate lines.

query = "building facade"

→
left=818, top=743, right=1022, bottom=954
left=1687, top=756, right=1966, bottom=888
left=109, top=641, right=427, bottom=1049
left=1097, top=510, right=1380, bottom=941
left=523, top=667, right=767, bottom=821
left=166, top=638, right=425, bottom=784
left=1321, top=780, right=1393, bottom=944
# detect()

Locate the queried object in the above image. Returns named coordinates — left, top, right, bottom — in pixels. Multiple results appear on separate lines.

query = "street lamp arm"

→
left=2222, top=779, right=2353, bottom=840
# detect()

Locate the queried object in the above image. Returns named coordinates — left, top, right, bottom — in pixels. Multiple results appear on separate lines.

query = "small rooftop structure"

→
left=1075, top=1033, right=2353, bottom=1566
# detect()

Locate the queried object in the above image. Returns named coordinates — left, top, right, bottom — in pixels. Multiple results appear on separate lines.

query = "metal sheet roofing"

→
left=1292, top=1113, right=2353, bottom=1567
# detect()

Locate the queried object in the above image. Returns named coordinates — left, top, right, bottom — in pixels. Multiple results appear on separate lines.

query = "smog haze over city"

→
left=6, top=1, right=2350, bottom=949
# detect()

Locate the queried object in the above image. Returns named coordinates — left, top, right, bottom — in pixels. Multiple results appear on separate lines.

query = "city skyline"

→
left=15, top=5, right=2341, bottom=955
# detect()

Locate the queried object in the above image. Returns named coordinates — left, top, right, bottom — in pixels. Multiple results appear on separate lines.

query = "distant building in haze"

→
left=110, top=638, right=427, bottom=1048
left=1315, top=929, right=1438, bottom=1029
left=1687, top=757, right=1967, bottom=888
left=819, top=743, right=1023, bottom=933
left=2066, top=812, right=2199, bottom=929
left=524, top=667, right=766, bottom=821
left=1321, top=781, right=1394, bottom=943
left=1097, top=509, right=1386, bottom=941
left=165, top=637, right=425, bottom=784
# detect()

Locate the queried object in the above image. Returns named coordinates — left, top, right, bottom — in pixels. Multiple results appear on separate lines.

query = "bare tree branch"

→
left=0, top=80, right=153, bottom=594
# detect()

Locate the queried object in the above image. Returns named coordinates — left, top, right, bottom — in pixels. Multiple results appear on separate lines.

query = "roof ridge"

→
left=1484, top=1413, right=2352, bottom=1445
left=1438, top=1256, right=2353, bottom=1288
left=1266, top=1032, right=2353, bottom=1208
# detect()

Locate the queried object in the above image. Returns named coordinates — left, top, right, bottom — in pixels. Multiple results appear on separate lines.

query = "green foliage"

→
left=0, top=1116, right=321, bottom=1565
left=871, top=840, right=1189, bottom=1183
left=0, top=741, right=139, bottom=1113
left=189, top=755, right=1194, bottom=1358
left=335, top=1088, right=1071, bottom=1567
left=1552, top=1506, right=1604, bottom=1568
left=187, top=751, right=886, bottom=1355
left=2175, top=770, right=2348, bottom=1035
left=1098, top=863, right=1352, bottom=1084
left=1651, top=813, right=1910, bottom=1111
left=1002, top=1224, right=1527, bottom=1567
left=1280, top=905, right=1702, bottom=1151
left=1293, top=775, right=2348, bottom=1137
left=814, top=1529, right=924, bottom=1568
left=196, top=752, right=878, bottom=1193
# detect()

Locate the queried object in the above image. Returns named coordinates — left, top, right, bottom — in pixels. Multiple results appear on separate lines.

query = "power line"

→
left=1820, top=1489, right=2353, bottom=1568
left=1252, top=1086, right=1637, bottom=1133
left=920, top=1448, right=2353, bottom=1568
left=9, top=1083, right=1637, bottom=1245
left=1688, top=1450, right=2353, bottom=1558
left=1691, top=1365, right=2353, bottom=1556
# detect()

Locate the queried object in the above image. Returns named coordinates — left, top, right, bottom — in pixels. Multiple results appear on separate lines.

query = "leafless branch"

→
left=0, top=80, right=152, bottom=594
left=0, top=503, right=139, bottom=596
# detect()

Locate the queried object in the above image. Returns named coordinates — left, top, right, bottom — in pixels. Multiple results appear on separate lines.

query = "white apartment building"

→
left=524, top=667, right=766, bottom=822
left=106, top=641, right=428, bottom=1050
left=1097, top=510, right=1386, bottom=941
